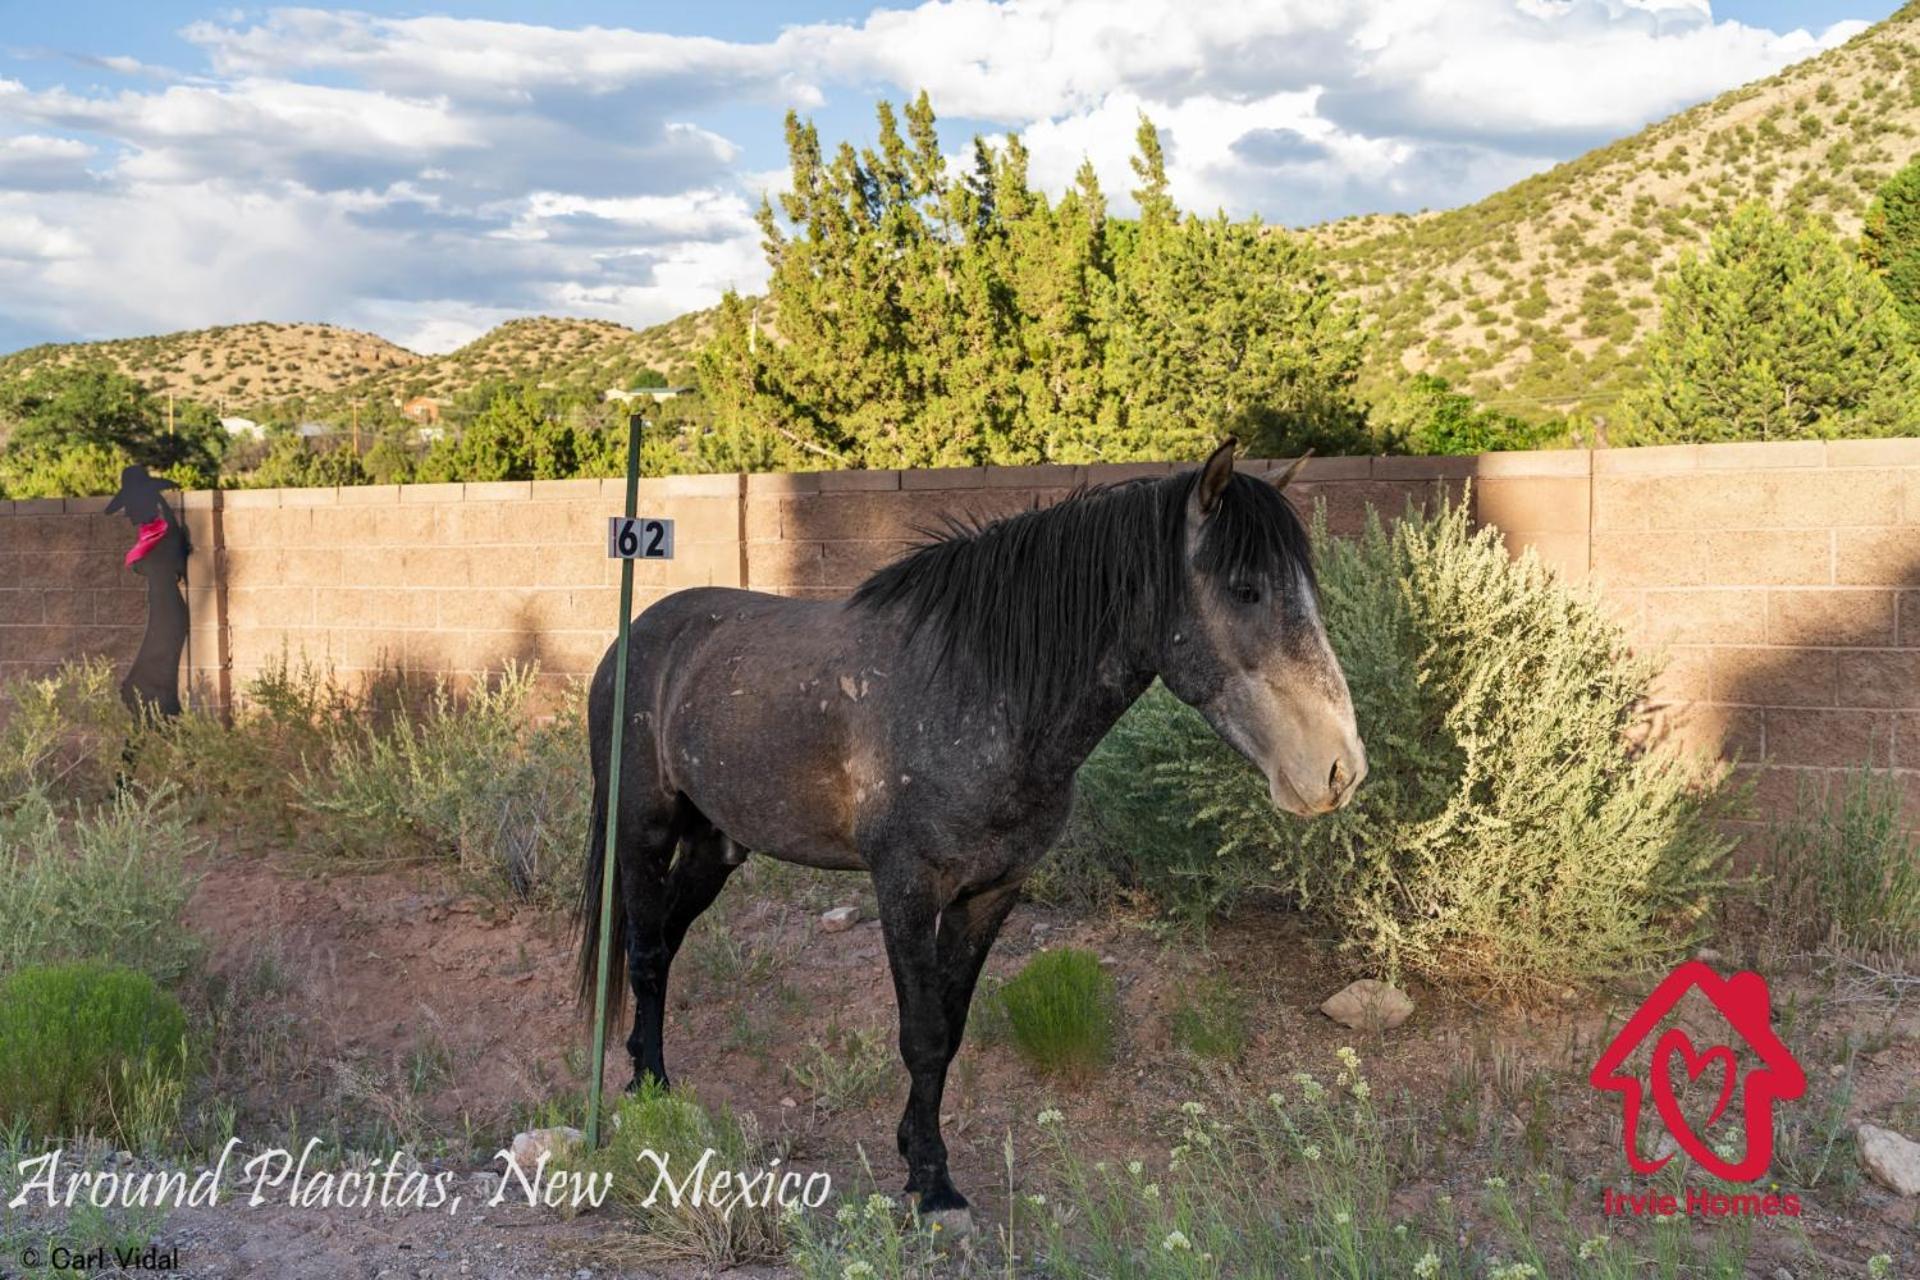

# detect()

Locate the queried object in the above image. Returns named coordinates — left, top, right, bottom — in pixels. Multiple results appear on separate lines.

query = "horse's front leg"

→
left=935, top=881, right=1021, bottom=1065
left=872, top=865, right=969, bottom=1217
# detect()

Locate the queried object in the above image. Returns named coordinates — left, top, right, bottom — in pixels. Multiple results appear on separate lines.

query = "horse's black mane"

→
left=847, top=468, right=1314, bottom=731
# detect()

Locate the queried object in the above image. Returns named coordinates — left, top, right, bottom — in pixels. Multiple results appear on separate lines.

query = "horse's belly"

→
left=670, top=746, right=866, bottom=872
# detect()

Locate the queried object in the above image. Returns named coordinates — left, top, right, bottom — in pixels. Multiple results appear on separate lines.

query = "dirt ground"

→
left=19, top=849, right=1914, bottom=1279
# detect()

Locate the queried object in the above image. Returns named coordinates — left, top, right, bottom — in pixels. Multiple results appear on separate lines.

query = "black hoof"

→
left=915, top=1183, right=969, bottom=1214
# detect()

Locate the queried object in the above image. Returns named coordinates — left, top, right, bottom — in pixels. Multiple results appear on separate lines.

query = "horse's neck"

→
left=1019, top=651, right=1157, bottom=782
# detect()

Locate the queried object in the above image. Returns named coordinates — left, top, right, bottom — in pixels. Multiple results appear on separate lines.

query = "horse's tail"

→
left=576, top=740, right=627, bottom=1019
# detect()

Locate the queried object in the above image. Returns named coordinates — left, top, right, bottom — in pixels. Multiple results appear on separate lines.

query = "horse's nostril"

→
left=1328, top=759, right=1345, bottom=794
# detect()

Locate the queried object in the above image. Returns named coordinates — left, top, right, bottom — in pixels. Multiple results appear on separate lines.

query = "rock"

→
left=468, top=1171, right=501, bottom=1200
left=1319, top=979, right=1414, bottom=1032
left=821, top=906, right=861, bottom=933
left=507, top=1127, right=582, bottom=1170
left=1857, top=1123, right=1920, bottom=1196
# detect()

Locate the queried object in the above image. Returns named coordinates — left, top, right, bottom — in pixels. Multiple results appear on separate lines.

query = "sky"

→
left=0, top=0, right=1901, bottom=355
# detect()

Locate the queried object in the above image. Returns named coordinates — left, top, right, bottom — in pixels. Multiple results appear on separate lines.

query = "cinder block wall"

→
left=2, top=439, right=1915, bottom=829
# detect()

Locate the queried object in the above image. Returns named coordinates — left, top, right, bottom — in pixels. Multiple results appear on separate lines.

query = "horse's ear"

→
left=1269, top=449, right=1314, bottom=492
left=1197, top=437, right=1238, bottom=514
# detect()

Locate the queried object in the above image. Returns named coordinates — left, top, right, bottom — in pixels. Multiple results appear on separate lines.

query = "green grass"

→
left=1168, top=975, right=1250, bottom=1061
left=0, top=962, right=190, bottom=1146
left=996, top=948, right=1116, bottom=1080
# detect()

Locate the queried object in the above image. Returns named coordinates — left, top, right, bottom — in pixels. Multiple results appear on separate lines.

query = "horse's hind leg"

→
left=623, top=807, right=741, bottom=1091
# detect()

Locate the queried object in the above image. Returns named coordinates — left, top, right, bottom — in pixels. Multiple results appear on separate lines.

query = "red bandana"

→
left=125, top=517, right=169, bottom=566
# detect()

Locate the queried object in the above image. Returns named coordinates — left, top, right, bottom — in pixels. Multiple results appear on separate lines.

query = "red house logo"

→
left=1589, top=961, right=1805, bottom=1182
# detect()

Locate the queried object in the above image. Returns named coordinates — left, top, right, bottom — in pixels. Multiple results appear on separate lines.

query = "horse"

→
left=577, top=439, right=1367, bottom=1225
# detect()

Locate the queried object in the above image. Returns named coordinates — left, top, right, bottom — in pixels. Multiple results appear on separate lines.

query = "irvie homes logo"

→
left=1588, top=961, right=1807, bottom=1218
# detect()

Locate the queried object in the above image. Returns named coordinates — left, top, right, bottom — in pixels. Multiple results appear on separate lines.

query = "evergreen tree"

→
left=703, top=96, right=1370, bottom=467
left=1623, top=203, right=1920, bottom=443
left=0, top=365, right=223, bottom=492
left=1861, top=157, right=1920, bottom=329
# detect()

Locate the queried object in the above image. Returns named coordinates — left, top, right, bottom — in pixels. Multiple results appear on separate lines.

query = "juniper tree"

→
left=1861, top=157, right=1920, bottom=329
left=1623, top=203, right=1920, bottom=442
left=701, top=95, right=1372, bottom=467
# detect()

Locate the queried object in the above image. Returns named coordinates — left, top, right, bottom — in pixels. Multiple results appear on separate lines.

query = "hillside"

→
left=0, top=307, right=737, bottom=421
left=315, top=309, right=722, bottom=410
left=1320, top=2, right=1920, bottom=420
left=0, top=322, right=422, bottom=408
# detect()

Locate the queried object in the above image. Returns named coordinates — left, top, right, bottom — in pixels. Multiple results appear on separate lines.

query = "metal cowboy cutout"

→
left=105, top=465, right=191, bottom=719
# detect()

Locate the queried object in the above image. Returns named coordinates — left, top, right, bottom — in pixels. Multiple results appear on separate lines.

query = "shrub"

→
left=564, top=1080, right=788, bottom=1267
left=128, top=654, right=359, bottom=832
left=0, top=962, right=189, bottom=1145
left=0, top=658, right=128, bottom=808
left=0, top=786, right=201, bottom=983
left=295, top=663, right=590, bottom=901
left=787, top=1025, right=892, bottom=1116
left=1075, top=494, right=1734, bottom=994
left=1764, top=766, right=1920, bottom=958
left=996, top=949, right=1116, bottom=1079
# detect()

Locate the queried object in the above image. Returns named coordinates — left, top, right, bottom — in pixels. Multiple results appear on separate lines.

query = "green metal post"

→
left=587, top=413, right=643, bottom=1149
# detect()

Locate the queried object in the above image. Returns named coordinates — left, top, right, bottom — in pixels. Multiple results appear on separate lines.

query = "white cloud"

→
left=0, top=133, right=99, bottom=191
left=0, top=1, right=1874, bottom=349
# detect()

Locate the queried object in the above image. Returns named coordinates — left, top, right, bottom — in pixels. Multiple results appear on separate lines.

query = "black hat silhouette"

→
left=105, top=464, right=174, bottom=519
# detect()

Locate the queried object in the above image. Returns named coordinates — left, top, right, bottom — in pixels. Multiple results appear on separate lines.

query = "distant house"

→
left=400, top=395, right=444, bottom=425
left=416, top=425, right=446, bottom=443
left=220, top=416, right=262, bottom=438
left=294, top=421, right=333, bottom=439
left=604, top=386, right=693, bottom=405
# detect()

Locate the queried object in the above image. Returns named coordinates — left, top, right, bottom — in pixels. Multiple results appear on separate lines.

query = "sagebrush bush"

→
left=996, top=948, right=1116, bottom=1079
left=0, top=962, right=190, bottom=1145
left=1076, top=495, right=1734, bottom=993
left=1765, top=766, right=1920, bottom=957
left=0, top=658, right=128, bottom=808
left=295, top=663, right=590, bottom=901
left=129, top=654, right=361, bottom=831
left=0, top=786, right=201, bottom=983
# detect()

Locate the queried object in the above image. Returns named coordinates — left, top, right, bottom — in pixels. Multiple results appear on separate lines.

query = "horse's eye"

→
left=1228, top=582, right=1261, bottom=606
